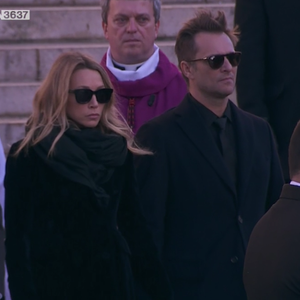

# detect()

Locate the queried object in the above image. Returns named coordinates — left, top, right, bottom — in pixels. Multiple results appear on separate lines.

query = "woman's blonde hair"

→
left=15, top=51, right=149, bottom=155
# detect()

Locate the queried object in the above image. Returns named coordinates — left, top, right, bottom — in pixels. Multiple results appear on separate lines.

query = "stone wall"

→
left=0, top=0, right=235, bottom=153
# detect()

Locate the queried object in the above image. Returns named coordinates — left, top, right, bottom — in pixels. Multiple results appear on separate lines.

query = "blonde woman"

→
left=4, top=52, right=172, bottom=300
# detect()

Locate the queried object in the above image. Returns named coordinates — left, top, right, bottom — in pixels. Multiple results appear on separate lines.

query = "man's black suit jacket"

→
left=134, top=94, right=284, bottom=300
left=244, top=184, right=300, bottom=300
left=235, top=0, right=300, bottom=181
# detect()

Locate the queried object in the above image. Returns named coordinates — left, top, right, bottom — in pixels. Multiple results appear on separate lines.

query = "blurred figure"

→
left=235, top=0, right=300, bottom=182
left=0, top=140, right=5, bottom=300
left=244, top=120, right=300, bottom=300
left=134, top=10, right=283, bottom=300
left=4, top=52, right=172, bottom=300
left=100, top=0, right=187, bottom=132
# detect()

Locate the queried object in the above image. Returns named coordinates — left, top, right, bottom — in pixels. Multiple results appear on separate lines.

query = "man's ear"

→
left=154, top=21, right=160, bottom=39
left=102, top=21, right=109, bottom=39
left=180, top=61, right=194, bottom=79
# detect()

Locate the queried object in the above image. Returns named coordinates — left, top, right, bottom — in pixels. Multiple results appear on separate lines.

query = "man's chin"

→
left=221, top=86, right=235, bottom=97
left=214, top=89, right=235, bottom=100
left=122, top=51, right=145, bottom=64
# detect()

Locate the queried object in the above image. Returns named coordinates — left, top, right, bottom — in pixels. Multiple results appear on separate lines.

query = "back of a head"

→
left=289, top=121, right=300, bottom=180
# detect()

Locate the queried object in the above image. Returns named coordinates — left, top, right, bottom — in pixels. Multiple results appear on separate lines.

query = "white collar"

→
left=290, top=180, right=300, bottom=187
left=112, top=60, right=144, bottom=71
left=106, top=44, right=159, bottom=82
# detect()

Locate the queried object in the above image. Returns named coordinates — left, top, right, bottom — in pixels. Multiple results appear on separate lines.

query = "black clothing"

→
left=192, top=97, right=237, bottom=186
left=235, top=0, right=300, bottom=181
left=213, top=117, right=237, bottom=186
left=0, top=206, right=4, bottom=300
left=244, top=184, right=300, bottom=300
left=33, top=127, right=128, bottom=205
left=134, top=94, right=283, bottom=300
left=4, top=129, right=172, bottom=300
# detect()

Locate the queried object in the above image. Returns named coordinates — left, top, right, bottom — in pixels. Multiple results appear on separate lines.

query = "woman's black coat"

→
left=4, top=142, right=171, bottom=300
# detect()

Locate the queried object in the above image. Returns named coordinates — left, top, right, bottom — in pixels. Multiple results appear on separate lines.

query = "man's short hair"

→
left=175, top=10, right=239, bottom=81
left=100, top=0, right=161, bottom=24
left=289, top=121, right=300, bottom=179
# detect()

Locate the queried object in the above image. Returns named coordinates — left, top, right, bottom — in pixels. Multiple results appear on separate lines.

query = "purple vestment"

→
left=101, top=50, right=187, bottom=133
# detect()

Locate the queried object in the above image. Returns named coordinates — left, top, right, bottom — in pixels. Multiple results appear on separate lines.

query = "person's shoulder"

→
left=157, top=50, right=187, bottom=84
left=232, top=103, right=276, bottom=145
left=100, top=52, right=107, bottom=67
left=233, top=102, right=270, bottom=126
left=135, top=107, right=177, bottom=144
left=142, top=107, right=176, bottom=130
left=6, top=140, right=36, bottom=168
left=158, top=50, right=179, bottom=71
left=7, top=140, right=25, bottom=157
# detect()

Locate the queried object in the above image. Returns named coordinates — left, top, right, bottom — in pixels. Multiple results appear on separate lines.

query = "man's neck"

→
left=110, top=45, right=156, bottom=66
left=190, top=91, right=229, bottom=117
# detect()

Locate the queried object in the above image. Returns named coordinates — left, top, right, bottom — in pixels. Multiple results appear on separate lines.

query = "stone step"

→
left=1, top=0, right=235, bottom=6
left=1, top=40, right=181, bottom=118
left=0, top=4, right=234, bottom=42
left=0, top=40, right=180, bottom=82
left=0, top=82, right=38, bottom=117
left=0, top=119, right=27, bottom=155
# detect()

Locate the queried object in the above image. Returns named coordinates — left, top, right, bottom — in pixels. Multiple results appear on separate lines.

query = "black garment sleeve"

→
left=4, top=145, right=39, bottom=300
left=235, top=0, right=269, bottom=119
left=0, top=205, right=5, bottom=300
left=117, top=151, right=173, bottom=300
left=265, top=123, right=284, bottom=211
left=133, top=122, right=169, bottom=257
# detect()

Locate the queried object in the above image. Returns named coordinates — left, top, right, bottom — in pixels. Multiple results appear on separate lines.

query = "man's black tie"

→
left=214, top=117, right=227, bottom=155
left=213, top=117, right=236, bottom=183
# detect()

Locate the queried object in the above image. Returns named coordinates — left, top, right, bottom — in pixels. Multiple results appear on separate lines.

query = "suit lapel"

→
left=230, top=102, right=255, bottom=202
left=174, top=95, right=236, bottom=197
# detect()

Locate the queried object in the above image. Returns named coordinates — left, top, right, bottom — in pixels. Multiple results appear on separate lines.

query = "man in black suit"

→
left=243, top=121, right=300, bottom=300
left=134, top=10, right=284, bottom=300
left=234, top=0, right=300, bottom=182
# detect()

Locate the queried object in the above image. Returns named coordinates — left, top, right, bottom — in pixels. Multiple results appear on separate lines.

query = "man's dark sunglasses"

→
left=69, top=88, right=113, bottom=104
left=187, top=51, right=242, bottom=70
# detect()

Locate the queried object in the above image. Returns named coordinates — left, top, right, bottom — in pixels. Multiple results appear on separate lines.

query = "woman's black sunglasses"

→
left=187, top=51, right=242, bottom=70
left=69, top=88, right=113, bottom=104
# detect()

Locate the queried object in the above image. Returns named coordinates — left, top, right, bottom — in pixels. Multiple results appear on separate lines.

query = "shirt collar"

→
left=223, top=101, right=232, bottom=123
left=112, top=60, right=143, bottom=71
left=190, top=94, right=232, bottom=127
left=106, top=44, right=159, bottom=82
left=290, top=181, right=300, bottom=187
